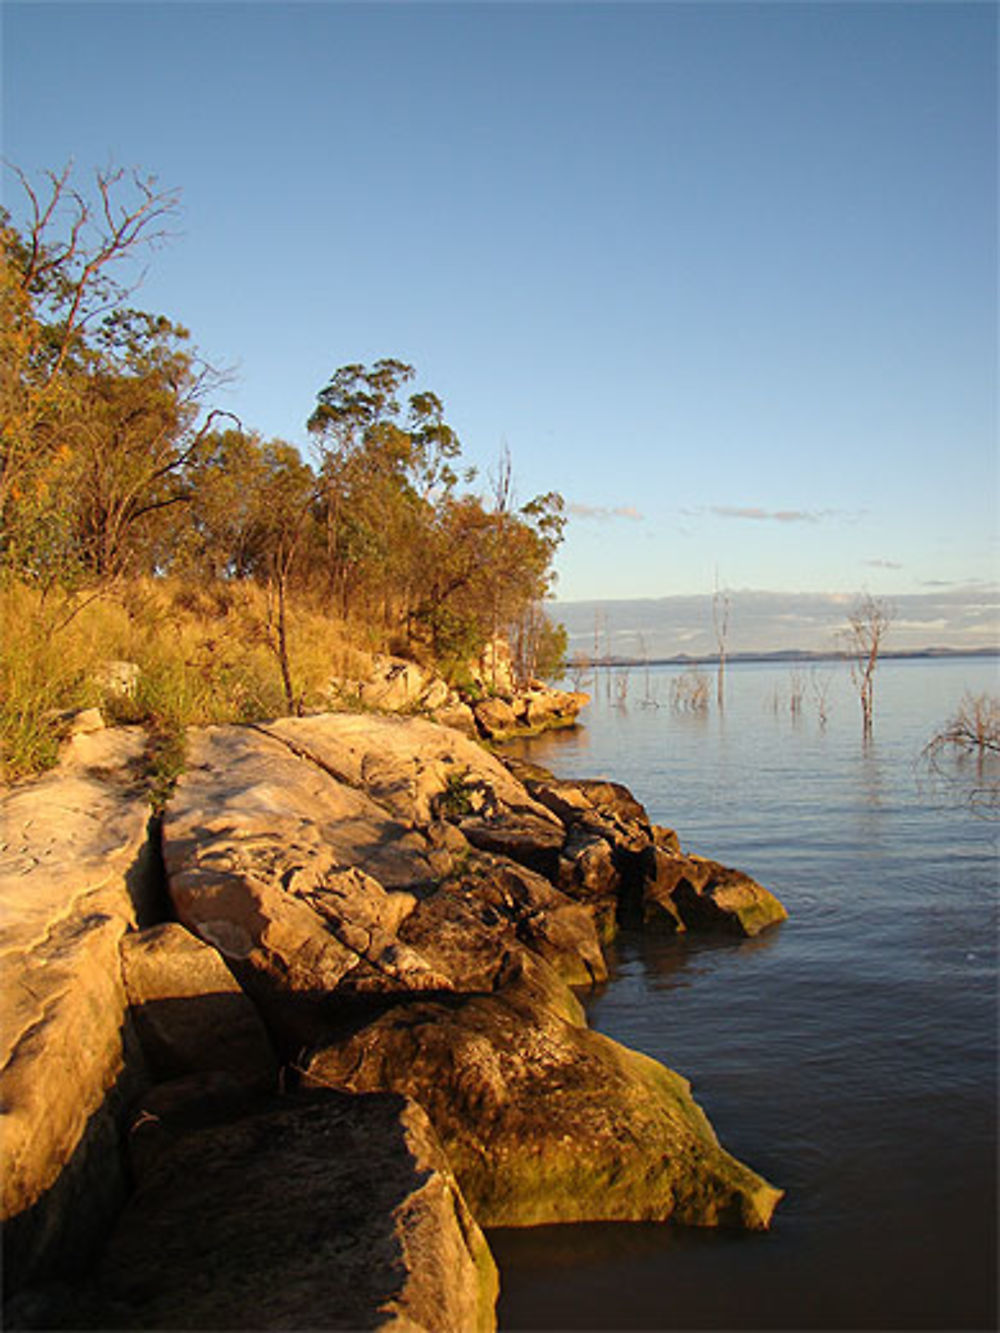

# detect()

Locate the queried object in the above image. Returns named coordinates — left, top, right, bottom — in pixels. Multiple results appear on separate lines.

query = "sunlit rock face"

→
left=161, top=717, right=604, bottom=1044
left=0, top=728, right=154, bottom=1291
left=2, top=706, right=787, bottom=1322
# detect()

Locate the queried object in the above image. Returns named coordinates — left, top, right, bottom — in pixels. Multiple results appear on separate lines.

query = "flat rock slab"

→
left=167, top=724, right=436, bottom=891
left=305, top=991, right=783, bottom=1231
left=91, top=1091, right=498, bottom=1332
left=0, top=729, right=154, bottom=1290
left=260, top=713, right=560, bottom=828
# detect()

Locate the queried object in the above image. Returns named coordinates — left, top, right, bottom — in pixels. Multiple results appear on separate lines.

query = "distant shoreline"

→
left=575, top=647, right=1000, bottom=669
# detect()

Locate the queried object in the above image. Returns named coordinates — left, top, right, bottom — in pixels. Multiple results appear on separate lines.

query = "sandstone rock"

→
left=163, top=725, right=455, bottom=1045
left=472, top=696, right=520, bottom=739
left=46, top=705, right=106, bottom=738
left=162, top=720, right=593, bottom=1047
left=489, top=947, right=587, bottom=1027
left=259, top=712, right=555, bottom=830
left=358, top=654, right=429, bottom=712
left=659, top=855, right=789, bottom=938
left=641, top=846, right=690, bottom=933
left=399, top=855, right=607, bottom=991
left=304, top=993, right=783, bottom=1231
left=0, top=729, right=154, bottom=1293
left=419, top=678, right=451, bottom=711
left=523, top=687, right=590, bottom=730
left=124, top=1072, right=263, bottom=1183
left=652, top=822, right=682, bottom=853
left=93, top=1092, right=498, bottom=1332
left=520, top=771, right=652, bottom=829
left=94, top=660, right=140, bottom=699
left=119, top=923, right=278, bottom=1089
left=458, top=811, right=565, bottom=879
left=429, top=700, right=478, bottom=737
left=556, top=825, right=622, bottom=940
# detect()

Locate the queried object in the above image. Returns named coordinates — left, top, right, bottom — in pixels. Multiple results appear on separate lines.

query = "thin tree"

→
left=844, top=594, right=894, bottom=738
left=1, top=162, right=180, bottom=519
left=712, top=572, right=731, bottom=711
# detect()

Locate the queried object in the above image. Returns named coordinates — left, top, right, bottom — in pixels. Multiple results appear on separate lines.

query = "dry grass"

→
left=0, top=578, right=375, bottom=781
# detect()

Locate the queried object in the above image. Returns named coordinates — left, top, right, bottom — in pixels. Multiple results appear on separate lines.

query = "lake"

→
left=491, top=656, right=998, bottom=1331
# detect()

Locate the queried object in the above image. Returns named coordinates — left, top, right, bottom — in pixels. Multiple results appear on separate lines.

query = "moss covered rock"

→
left=304, top=990, right=782, bottom=1231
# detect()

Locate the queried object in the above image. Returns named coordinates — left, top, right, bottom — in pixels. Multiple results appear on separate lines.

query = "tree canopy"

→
left=1, top=163, right=567, bottom=688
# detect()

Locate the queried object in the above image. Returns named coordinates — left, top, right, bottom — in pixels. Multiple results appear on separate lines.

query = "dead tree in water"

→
left=844, top=595, right=894, bottom=738
left=712, top=576, right=731, bottom=711
left=922, top=693, right=1000, bottom=813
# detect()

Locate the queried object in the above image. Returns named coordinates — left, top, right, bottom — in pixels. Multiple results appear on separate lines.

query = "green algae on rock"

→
left=304, top=987, right=783, bottom=1231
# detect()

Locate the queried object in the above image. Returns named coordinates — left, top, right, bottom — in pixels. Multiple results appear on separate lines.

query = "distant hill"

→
left=552, top=590, right=1000, bottom=659
left=571, top=645, right=999, bottom=668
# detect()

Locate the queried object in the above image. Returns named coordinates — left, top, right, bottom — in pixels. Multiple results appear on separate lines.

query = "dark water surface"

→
left=491, top=659, right=998, bottom=1331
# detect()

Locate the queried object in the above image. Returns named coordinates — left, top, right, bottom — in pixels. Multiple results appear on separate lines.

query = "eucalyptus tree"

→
left=306, top=359, right=464, bottom=627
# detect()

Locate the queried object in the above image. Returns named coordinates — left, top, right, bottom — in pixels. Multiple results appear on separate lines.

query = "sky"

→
left=2, top=1, right=997, bottom=651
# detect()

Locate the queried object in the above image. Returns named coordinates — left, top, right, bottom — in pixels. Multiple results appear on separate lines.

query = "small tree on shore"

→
left=844, top=594, right=894, bottom=738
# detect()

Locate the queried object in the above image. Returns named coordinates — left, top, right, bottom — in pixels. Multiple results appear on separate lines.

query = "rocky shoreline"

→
left=1, top=704, right=787, bottom=1331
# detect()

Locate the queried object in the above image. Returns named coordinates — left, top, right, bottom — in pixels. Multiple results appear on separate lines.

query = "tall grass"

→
left=0, top=578, right=374, bottom=782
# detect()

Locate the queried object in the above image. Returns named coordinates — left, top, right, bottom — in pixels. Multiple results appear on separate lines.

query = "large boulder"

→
left=163, top=724, right=455, bottom=1045
left=457, top=810, right=565, bottom=879
left=472, top=696, right=521, bottom=740
left=161, top=720, right=589, bottom=1048
left=91, top=1091, right=498, bottom=1332
left=644, top=852, right=789, bottom=937
left=0, top=729, right=155, bottom=1295
left=304, top=990, right=782, bottom=1231
left=357, top=654, right=430, bottom=712
left=399, top=855, right=607, bottom=991
left=555, top=825, right=622, bottom=940
left=119, top=923, right=279, bottom=1089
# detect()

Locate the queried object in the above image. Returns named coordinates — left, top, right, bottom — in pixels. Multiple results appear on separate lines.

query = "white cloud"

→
left=699, top=505, right=845, bottom=524
left=569, top=502, right=644, bottom=522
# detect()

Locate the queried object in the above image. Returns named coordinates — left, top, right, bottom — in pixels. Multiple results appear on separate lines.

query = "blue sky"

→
left=3, top=1, right=997, bottom=648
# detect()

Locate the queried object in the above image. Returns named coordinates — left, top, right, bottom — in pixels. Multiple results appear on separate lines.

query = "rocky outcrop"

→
left=3, top=705, right=788, bottom=1327
left=0, top=729, right=155, bottom=1293
left=92, top=1092, right=498, bottom=1333
left=642, top=849, right=789, bottom=936
left=304, top=988, right=782, bottom=1230
left=161, top=717, right=605, bottom=1045
left=505, top=757, right=786, bottom=940
left=329, top=648, right=589, bottom=741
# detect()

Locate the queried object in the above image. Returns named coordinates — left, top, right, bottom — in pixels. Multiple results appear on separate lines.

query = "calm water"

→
left=491, top=658, right=999, bottom=1331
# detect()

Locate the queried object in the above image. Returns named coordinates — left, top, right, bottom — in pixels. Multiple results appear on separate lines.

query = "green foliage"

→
left=1, top=165, right=569, bottom=776
left=437, top=769, right=476, bottom=819
left=143, top=721, right=188, bottom=811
